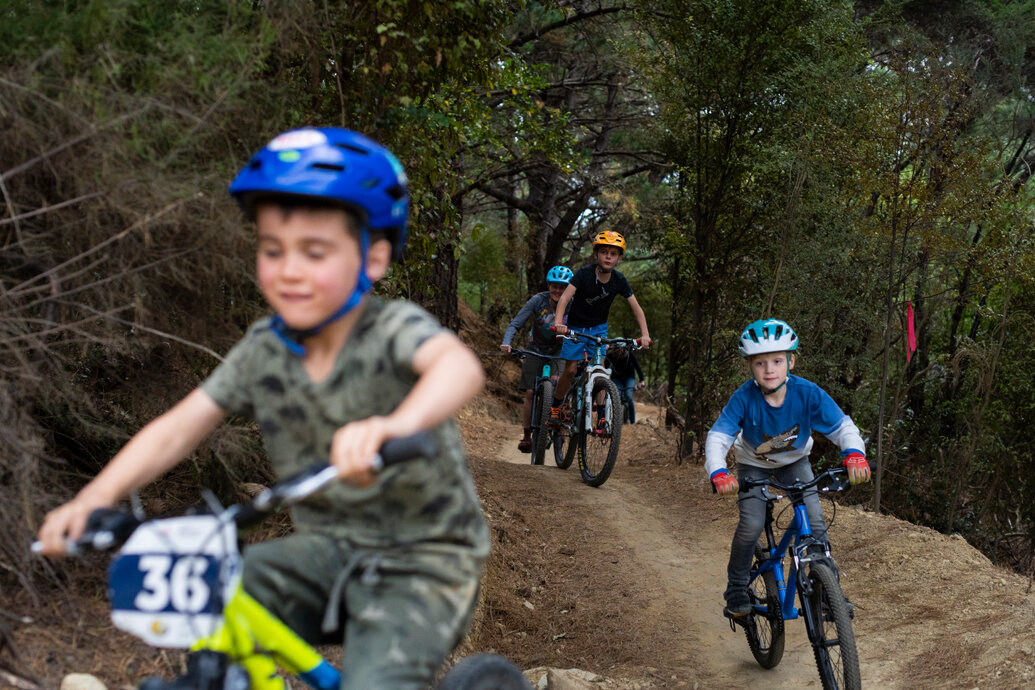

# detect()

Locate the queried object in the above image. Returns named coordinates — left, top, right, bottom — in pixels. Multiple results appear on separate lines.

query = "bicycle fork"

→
left=582, top=370, right=613, bottom=434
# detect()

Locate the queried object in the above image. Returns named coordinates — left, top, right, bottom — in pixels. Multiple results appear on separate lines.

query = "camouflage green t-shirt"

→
left=201, top=297, right=489, bottom=553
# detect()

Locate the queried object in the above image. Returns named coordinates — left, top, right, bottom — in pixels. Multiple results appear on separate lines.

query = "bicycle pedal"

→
left=723, top=605, right=752, bottom=621
left=724, top=611, right=751, bottom=631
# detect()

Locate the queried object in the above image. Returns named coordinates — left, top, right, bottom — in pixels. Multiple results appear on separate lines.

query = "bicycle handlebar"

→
left=506, top=347, right=556, bottom=360
left=547, top=326, right=643, bottom=349
left=33, top=431, right=438, bottom=556
left=738, top=466, right=849, bottom=496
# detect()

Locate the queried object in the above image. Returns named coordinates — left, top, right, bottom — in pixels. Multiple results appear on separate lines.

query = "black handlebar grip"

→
left=378, top=431, right=439, bottom=469
left=84, top=508, right=140, bottom=547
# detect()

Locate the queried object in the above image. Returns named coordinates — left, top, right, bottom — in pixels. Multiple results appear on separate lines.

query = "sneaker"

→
left=723, top=599, right=753, bottom=618
left=517, top=437, right=532, bottom=453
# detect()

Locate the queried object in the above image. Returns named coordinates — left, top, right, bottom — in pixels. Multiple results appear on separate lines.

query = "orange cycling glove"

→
left=842, top=452, right=871, bottom=485
left=711, top=470, right=739, bottom=496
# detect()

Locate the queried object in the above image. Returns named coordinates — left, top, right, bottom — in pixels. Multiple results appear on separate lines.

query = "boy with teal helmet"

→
left=706, top=318, right=870, bottom=618
left=500, top=265, right=573, bottom=452
left=38, top=127, right=490, bottom=689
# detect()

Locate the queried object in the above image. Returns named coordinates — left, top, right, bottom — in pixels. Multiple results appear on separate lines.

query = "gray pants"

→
left=724, top=457, right=827, bottom=604
left=242, top=532, right=482, bottom=690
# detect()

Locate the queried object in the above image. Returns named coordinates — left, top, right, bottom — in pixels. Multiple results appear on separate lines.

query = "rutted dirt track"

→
left=461, top=389, right=1035, bottom=689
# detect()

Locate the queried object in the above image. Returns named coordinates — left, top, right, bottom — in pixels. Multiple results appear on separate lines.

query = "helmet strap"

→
left=269, top=231, right=372, bottom=356
left=756, top=378, right=787, bottom=396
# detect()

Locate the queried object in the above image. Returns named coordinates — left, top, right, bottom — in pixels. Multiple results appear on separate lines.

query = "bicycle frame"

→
left=561, top=333, right=618, bottom=433
left=752, top=499, right=830, bottom=622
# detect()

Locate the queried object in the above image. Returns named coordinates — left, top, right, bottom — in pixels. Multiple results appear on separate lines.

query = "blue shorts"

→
left=560, top=323, right=608, bottom=361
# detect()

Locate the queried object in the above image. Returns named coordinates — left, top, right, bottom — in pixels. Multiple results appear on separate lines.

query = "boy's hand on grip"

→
left=842, top=453, right=870, bottom=485
left=711, top=470, right=739, bottom=496
left=331, top=416, right=394, bottom=488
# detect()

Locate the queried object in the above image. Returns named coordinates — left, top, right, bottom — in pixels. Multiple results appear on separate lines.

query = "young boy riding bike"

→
left=500, top=265, right=573, bottom=452
left=705, top=318, right=870, bottom=619
left=37, top=127, right=490, bottom=690
left=549, top=230, right=651, bottom=422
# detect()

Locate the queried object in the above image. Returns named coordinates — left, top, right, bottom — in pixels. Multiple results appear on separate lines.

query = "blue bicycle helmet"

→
left=738, top=319, right=799, bottom=357
left=546, top=265, right=574, bottom=285
left=229, top=128, right=410, bottom=355
left=229, top=127, right=410, bottom=261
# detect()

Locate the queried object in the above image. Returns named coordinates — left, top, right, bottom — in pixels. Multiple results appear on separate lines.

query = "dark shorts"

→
left=520, top=354, right=563, bottom=390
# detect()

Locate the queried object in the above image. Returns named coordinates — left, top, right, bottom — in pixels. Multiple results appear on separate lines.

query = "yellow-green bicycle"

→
left=34, top=433, right=530, bottom=690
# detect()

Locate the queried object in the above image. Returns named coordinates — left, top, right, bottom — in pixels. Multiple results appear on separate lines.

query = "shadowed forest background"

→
left=3, top=0, right=1035, bottom=603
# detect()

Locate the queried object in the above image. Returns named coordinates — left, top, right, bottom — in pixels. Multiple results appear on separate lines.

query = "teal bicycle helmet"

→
left=739, top=319, right=799, bottom=357
left=546, top=265, right=574, bottom=285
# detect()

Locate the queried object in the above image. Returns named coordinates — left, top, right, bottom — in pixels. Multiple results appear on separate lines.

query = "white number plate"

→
left=108, top=515, right=241, bottom=647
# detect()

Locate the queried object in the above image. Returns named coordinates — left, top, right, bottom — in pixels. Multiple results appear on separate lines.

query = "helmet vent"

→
left=362, top=178, right=380, bottom=189
left=386, top=184, right=406, bottom=200
left=248, top=160, right=261, bottom=170
left=336, top=143, right=369, bottom=155
left=311, top=163, right=345, bottom=172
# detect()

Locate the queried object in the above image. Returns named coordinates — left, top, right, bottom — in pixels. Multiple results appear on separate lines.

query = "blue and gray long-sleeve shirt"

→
left=704, top=374, right=865, bottom=477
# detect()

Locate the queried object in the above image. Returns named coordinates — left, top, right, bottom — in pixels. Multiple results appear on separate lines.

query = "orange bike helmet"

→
left=592, top=230, right=626, bottom=254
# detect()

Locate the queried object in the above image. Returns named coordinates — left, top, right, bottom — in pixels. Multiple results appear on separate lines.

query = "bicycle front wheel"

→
left=437, top=653, right=532, bottom=690
left=744, top=544, right=785, bottom=669
left=530, top=380, right=553, bottom=466
left=577, top=378, right=621, bottom=486
left=802, top=562, right=861, bottom=690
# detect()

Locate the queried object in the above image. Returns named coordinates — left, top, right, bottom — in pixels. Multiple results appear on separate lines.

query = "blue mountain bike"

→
left=734, top=466, right=861, bottom=690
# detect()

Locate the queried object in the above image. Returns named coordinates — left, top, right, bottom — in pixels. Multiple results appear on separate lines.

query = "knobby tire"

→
left=803, top=562, right=861, bottom=690
left=744, top=544, right=785, bottom=669
left=577, top=378, right=621, bottom=487
left=553, top=427, right=574, bottom=469
left=436, top=653, right=532, bottom=690
left=553, top=384, right=581, bottom=469
left=531, top=380, right=553, bottom=466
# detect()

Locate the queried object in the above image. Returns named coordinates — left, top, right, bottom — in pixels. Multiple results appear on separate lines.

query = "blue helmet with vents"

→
left=229, top=128, right=410, bottom=355
left=229, top=127, right=410, bottom=261
left=738, top=319, right=799, bottom=357
left=546, top=265, right=574, bottom=285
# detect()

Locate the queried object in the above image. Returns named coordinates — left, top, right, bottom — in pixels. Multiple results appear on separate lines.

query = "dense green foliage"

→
left=4, top=0, right=1035, bottom=591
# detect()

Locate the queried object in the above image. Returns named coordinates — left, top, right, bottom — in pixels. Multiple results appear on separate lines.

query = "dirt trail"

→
left=9, top=389, right=1035, bottom=690
left=491, top=408, right=893, bottom=688
left=474, top=400, right=1035, bottom=689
